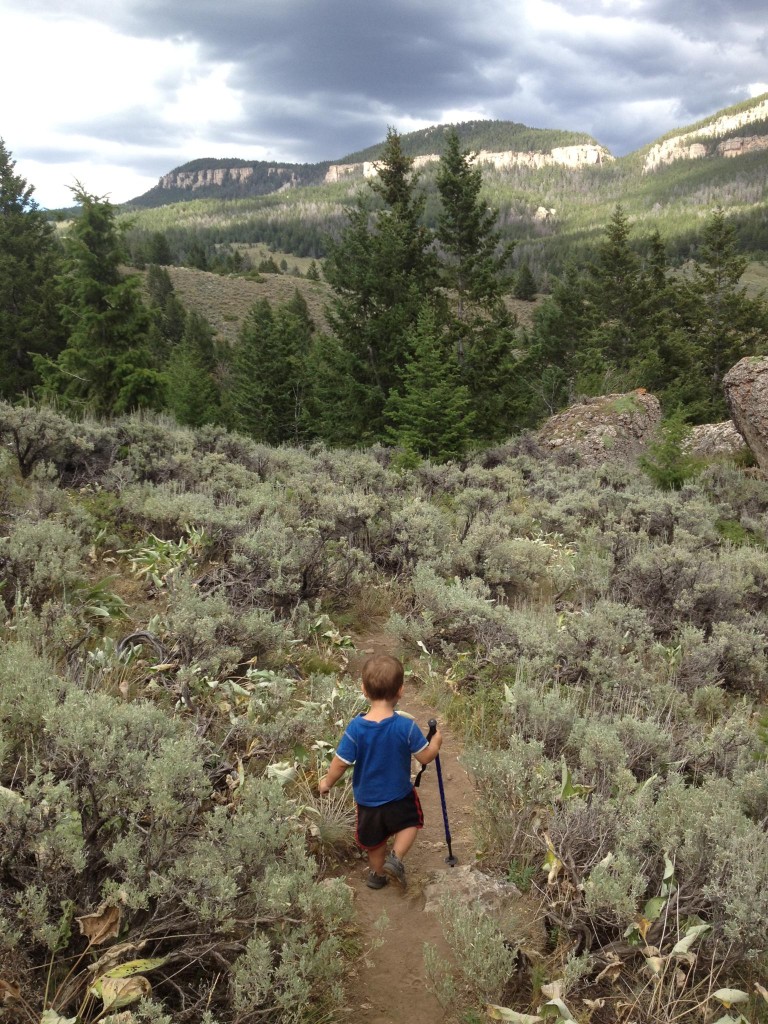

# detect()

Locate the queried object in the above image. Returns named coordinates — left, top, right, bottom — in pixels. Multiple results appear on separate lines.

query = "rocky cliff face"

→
left=643, top=98, right=768, bottom=172
left=158, top=166, right=298, bottom=191
left=324, top=144, right=613, bottom=183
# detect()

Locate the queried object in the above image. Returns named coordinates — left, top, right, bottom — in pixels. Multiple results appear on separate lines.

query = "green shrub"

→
left=0, top=674, right=354, bottom=1022
left=0, top=519, right=88, bottom=609
left=424, top=893, right=519, bottom=1012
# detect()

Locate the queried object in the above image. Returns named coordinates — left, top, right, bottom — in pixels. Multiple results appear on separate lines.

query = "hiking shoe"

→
left=383, top=852, right=407, bottom=890
left=366, top=871, right=388, bottom=890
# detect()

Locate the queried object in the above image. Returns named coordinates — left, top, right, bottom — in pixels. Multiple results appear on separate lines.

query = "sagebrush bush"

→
left=0, top=667, right=354, bottom=1023
left=424, top=893, right=519, bottom=1012
left=3, top=402, right=768, bottom=1021
left=0, top=518, right=89, bottom=609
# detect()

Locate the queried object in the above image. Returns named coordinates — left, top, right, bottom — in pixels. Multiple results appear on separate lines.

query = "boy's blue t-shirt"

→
left=336, top=712, right=428, bottom=807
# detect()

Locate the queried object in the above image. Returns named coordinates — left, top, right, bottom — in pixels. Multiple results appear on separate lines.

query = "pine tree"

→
left=323, top=127, right=438, bottom=440
left=35, top=185, right=162, bottom=414
left=146, top=264, right=186, bottom=359
left=165, top=311, right=221, bottom=427
left=435, top=128, right=518, bottom=439
left=686, top=207, right=767, bottom=406
left=585, top=204, right=645, bottom=371
left=0, top=139, right=65, bottom=399
left=385, top=304, right=475, bottom=462
left=145, top=231, right=173, bottom=266
left=229, top=298, right=312, bottom=444
left=436, top=128, right=514, bottom=325
left=513, top=260, right=537, bottom=301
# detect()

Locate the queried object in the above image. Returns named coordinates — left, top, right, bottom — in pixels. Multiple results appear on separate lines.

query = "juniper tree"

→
left=0, top=139, right=65, bottom=398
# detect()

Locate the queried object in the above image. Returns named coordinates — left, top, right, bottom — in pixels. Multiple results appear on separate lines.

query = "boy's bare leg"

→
left=392, top=826, right=418, bottom=861
left=367, top=843, right=387, bottom=875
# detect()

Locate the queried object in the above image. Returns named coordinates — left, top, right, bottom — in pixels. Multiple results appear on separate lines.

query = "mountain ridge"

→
left=127, top=93, right=768, bottom=209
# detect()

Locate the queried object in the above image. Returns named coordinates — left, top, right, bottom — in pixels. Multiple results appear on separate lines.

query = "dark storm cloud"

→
left=22, top=0, right=768, bottom=162
left=64, top=108, right=185, bottom=148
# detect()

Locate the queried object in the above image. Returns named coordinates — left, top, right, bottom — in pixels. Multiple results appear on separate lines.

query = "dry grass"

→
left=152, top=265, right=333, bottom=344
left=142, top=264, right=544, bottom=346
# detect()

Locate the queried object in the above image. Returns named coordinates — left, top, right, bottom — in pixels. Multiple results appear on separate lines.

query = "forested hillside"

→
left=3, top=127, right=768, bottom=448
left=114, top=93, right=768, bottom=275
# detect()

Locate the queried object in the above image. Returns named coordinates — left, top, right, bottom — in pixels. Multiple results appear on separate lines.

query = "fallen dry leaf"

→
left=101, top=975, right=151, bottom=1010
left=76, top=903, right=121, bottom=946
left=0, top=980, right=21, bottom=1003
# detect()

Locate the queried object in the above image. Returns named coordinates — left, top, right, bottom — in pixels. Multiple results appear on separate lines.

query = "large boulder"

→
left=723, top=357, right=768, bottom=471
left=684, top=420, right=748, bottom=459
left=536, top=390, right=662, bottom=466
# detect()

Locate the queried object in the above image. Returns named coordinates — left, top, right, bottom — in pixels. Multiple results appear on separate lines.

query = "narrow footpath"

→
left=340, top=635, right=478, bottom=1024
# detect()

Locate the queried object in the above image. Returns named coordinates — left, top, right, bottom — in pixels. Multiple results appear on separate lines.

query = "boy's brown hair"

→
left=361, top=654, right=404, bottom=702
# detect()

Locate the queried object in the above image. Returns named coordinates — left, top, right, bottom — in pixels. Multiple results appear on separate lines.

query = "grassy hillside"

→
left=152, top=262, right=332, bottom=343
left=136, top=259, right=539, bottom=347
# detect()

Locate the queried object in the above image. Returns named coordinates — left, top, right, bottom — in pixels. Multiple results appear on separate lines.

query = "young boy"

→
left=319, top=654, right=442, bottom=890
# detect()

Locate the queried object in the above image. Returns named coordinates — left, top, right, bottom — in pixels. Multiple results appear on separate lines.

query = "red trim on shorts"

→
left=413, top=785, right=424, bottom=827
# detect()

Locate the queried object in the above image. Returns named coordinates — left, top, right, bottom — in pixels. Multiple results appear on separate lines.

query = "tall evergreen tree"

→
left=584, top=204, right=645, bottom=371
left=436, top=128, right=514, bottom=330
left=35, top=185, right=162, bottom=414
left=435, top=128, right=518, bottom=439
left=513, top=260, right=537, bottom=301
left=165, top=311, right=221, bottom=427
left=0, top=139, right=65, bottom=399
left=230, top=297, right=312, bottom=444
left=323, top=127, right=438, bottom=440
left=385, top=304, right=474, bottom=463
left=145, top=264, right=186, bottom=363
left=681, top=206, right=768, bottom=417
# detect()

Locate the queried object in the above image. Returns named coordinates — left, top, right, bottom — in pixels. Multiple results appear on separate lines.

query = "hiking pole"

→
left=428, top=718, right=458, bottom=866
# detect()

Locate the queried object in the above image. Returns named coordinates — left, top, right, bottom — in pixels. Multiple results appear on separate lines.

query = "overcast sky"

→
left=2, top=0, right=767, bottom=210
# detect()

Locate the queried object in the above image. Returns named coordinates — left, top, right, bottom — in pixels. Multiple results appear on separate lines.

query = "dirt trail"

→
left=340, top=634, right=477, bottom=1024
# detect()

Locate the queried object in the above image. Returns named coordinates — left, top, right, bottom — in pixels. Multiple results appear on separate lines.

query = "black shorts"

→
left=356, top=788, right=424, bottom=850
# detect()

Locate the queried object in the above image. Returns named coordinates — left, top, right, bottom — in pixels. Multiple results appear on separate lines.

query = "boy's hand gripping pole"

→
left=428, top=718, right=458, bottom=866
left=413, top=719, right=436, bottom=788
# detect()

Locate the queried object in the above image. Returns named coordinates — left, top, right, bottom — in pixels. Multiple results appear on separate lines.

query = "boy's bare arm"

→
left=413, top=728, right=443, bottom=766
left=318, top=755, right=350, bottom=794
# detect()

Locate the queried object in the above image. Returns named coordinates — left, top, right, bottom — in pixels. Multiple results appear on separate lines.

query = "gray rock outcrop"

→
left=643, top=96, right=768, bottom=172
left=423, top=865, right=548, bottom=954
left=684, top=420, right=748, bottom=459
left=536, top=390, right=662, bottom=466
left=723, top=357, right=768, bottom=471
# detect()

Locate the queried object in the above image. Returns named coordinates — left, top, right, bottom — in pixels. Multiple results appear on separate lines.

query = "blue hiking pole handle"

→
left=428, top=718, right=458, bottom=866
